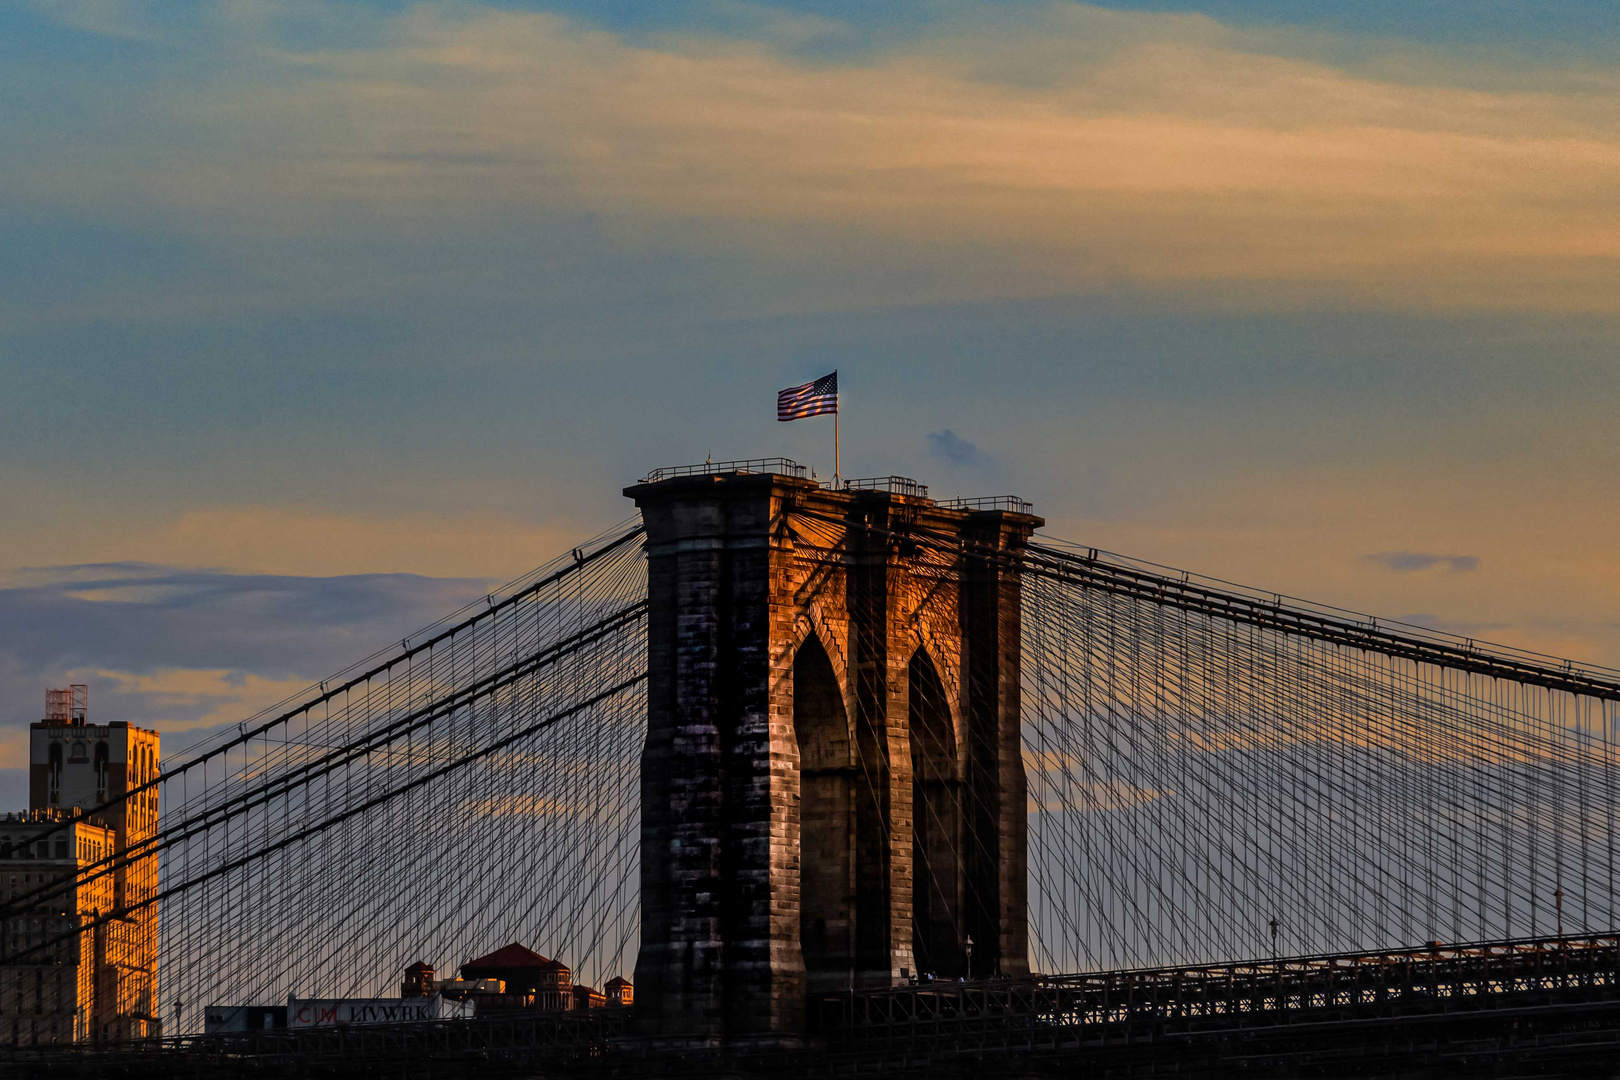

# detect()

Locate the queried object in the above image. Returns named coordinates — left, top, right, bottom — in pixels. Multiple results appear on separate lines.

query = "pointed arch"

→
left=47, top=742, right=63, bottom=806
left=907, top=629, right=963, bottom=750
left=910, top=647, right=964, bottom=977
left=93, top=742, right=109, bottom=803
left=794, top=632, right=855, bottom=993
left=789, top=602, right=852, bottom=720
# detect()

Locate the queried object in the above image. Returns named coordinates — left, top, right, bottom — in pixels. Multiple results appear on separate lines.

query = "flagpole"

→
left=834, top=407, right=840, bottom=485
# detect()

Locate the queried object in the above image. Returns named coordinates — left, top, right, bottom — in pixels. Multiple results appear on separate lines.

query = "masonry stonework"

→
left=627, top=470, right=1039, bottom=1045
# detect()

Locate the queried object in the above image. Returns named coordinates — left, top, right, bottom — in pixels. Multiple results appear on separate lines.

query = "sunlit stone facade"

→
left=0, top=810, right=114, bottom=1045
left=626, top=468, right=1038, bottom=1045
left=17, top=699, right=162, bottom=1042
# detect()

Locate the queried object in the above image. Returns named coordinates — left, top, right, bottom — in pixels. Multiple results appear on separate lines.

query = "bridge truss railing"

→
left=26, top=1008, right=624, bottom=1069
left=818, top=931, right=1620, bottom=1056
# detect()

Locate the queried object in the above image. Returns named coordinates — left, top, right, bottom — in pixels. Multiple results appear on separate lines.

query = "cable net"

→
left=1022, top=538, right=1620, bottom=974
left=2, top=518, right=650, bottom=1033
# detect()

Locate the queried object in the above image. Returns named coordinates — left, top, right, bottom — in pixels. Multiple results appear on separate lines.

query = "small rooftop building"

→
left=605, top=977, right=633, bottom=1007
left=401, top=961, right=436, bottom=999
left=460, top=944, right=572, bottom=1011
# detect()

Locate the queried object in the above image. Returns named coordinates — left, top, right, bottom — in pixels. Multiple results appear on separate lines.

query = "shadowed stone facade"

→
left=626, top=469, right=1040, bottom=1045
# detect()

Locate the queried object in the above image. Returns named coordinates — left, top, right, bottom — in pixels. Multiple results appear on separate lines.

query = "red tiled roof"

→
left=605, top=977, right=631, bottom=988
left=464, top=943, right=566, bottom=972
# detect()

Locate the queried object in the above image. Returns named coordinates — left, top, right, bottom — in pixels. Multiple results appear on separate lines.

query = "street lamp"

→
left=965, top=935, right=974, bottom=981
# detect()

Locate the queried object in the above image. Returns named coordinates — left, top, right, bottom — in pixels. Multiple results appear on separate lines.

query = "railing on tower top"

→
left=639, top=463, right=936, bottom=500
left=840, top=476, right=929, bottom=498
left=641, top=458, right=808, bottom=483
left=938, top=495, right=1035, bottom=514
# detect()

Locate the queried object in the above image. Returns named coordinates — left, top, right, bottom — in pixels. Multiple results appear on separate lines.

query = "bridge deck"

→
left=10, top=936, right=1620, bottom=1077
left=816, top=932, right=1620, bottom=1058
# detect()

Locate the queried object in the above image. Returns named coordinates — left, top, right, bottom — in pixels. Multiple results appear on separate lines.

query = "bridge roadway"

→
left=815, top=931, right=1620, bottom=1074
left=10, top=932, right=1620, bottom=1077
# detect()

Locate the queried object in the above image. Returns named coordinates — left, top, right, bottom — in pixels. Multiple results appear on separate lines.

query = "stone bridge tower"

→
left=627, top=465, right=1041, bottom=1044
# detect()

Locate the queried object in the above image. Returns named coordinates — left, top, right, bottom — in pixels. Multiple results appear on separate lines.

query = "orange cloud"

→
left=0, top=666, right=316, bottom=768
left=0, top=505, right=583, bottom=578
left=1041, top=458, right=1620, bottom=670
left=65, top=2, right=1617, bottom=313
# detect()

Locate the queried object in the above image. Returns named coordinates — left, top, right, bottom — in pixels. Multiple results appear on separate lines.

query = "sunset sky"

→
left=4, top=0, right=1620, bottom=797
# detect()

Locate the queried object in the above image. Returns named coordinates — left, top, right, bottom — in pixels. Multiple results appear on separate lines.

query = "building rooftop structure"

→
left=461, top=943, right=574, bottom=1011
left=401, top=960, right=436, bottom=999
left=463, top=943, right=567, bottom=974
left=605, top=976, right=633, bottom=1007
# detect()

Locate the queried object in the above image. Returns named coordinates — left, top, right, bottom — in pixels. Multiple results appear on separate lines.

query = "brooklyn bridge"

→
left=7, top=458, right=1620, bottom=1077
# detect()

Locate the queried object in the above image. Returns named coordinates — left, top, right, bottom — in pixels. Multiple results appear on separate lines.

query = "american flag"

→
left=777, top=371, right=838, bottom=421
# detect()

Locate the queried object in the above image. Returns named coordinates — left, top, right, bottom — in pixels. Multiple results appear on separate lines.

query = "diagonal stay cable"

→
left=22, top=674, right=648, bottom=964
left=13, top=523, right=648, bottom=860
left=1021, top=543, right=1620, bottom=703
left=791, top=503, right=1620, bottom=701
left=2, top=600, right=648, bottom=921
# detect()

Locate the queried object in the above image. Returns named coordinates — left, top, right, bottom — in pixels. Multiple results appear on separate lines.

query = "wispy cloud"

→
left=1365, top=552, right=1480, bottom=573
left=0, top=506, right=586, bottom=580
left=11, top=3, right=1620, bottom=313
left=0, top=562, right=492, bottom=769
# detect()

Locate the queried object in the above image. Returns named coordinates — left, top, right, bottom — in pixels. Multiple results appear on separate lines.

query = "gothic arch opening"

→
left=910, top=649, right=964, bottom=977
left=94, top=742, right=109, bottom=802
left=794, top=633, right=855, bottom=993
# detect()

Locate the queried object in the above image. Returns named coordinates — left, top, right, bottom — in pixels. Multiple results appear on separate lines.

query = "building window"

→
left=69, top=741, right=87, bottom=764
left=93, top=743, right=109, bottom=803
left=47, top=744, right=63, bottom=805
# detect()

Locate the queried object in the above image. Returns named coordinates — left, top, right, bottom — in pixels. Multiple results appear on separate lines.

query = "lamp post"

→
left=965, top=935, right=974, bottom=982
